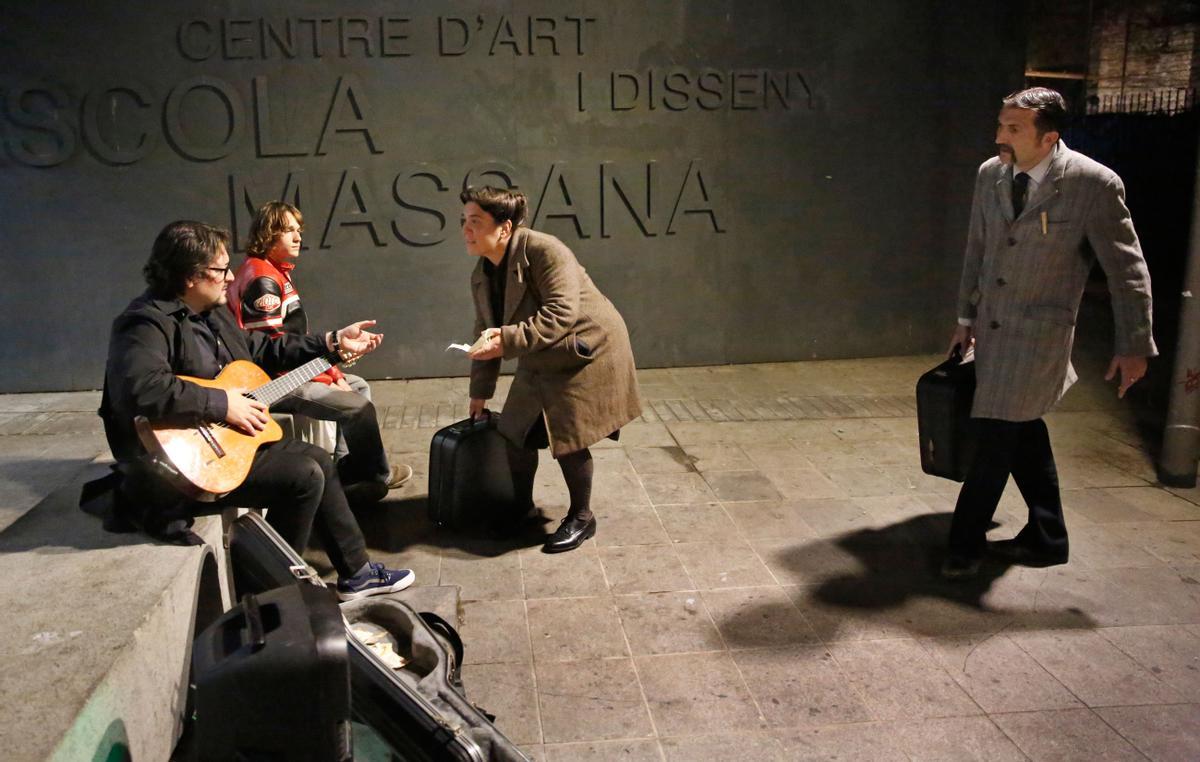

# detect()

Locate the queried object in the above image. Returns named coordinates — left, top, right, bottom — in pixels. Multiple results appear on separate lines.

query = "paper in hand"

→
left=447, top=333, right=493, bottom=355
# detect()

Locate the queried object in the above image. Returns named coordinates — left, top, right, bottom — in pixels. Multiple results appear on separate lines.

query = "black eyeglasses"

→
left=205, top=266, right=232, bottom=278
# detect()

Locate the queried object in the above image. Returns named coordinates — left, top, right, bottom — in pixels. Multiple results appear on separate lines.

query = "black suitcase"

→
left=191, top=583, right=352, bottom=761
left=916, top=346, right=978, bottom=481
left=428, top=414, right=515, bottom=529
left=226, top=512, right=529, bottom=761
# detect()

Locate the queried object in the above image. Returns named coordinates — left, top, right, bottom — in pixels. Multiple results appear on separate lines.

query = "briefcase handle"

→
left=470, top=409, right=497, bottom=430
left=948, top=343, right=975, bottom=364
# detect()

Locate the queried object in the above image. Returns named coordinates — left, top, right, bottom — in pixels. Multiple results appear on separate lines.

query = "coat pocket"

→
left=523, top=331, right=596, bottom=373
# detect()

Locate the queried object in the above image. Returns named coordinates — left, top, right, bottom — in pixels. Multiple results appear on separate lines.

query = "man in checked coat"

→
left=942, top=87, right=1157, bottom=578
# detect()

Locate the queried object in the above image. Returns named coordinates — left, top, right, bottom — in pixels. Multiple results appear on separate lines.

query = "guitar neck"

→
left=250, top=351, right=340, bottom=406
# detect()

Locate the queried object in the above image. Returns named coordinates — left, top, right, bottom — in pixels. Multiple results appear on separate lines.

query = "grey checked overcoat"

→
left=469, top=227, right=642, bottom=456
left=956, top=141, right=1157, bottom=421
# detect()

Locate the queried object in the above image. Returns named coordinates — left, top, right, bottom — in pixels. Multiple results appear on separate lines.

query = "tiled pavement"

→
left=3, top=355, right=1199, bottom=760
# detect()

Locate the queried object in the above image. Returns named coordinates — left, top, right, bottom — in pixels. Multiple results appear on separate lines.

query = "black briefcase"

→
left=191, top=583, right=352, bottom=761
left=428, top=414, right=516, bottom=529
left=916, top=346, right=977, bottom=481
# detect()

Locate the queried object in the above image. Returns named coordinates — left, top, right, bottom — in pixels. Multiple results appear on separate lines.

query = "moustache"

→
left=997, top=144, right=1014, bottom=153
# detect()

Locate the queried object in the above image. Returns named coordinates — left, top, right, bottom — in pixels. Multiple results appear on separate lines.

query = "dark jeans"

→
left=274, top=379, right=390, bottom=485
left=947, top=417, right=1068, bottom=559
left=215, top=437, right=369, bottom=577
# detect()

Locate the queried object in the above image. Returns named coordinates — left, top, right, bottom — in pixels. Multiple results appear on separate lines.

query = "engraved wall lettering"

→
left=81, top=84, right=157, bottom=166
left=530, top=17, right=559, bottom=55
left=228, top=169, right=309, bottom=251
left=322, top=167, right=389, bottom=248
left=667, top=160, right=724, bottom=234
left=298, top=17, right=336, bottom=58
left=222, top=18, right=256, bottom=59
left=532, top=162, right=592, bottom=238
left=601, top=161, right=656, bottom=238
left=563, top=16, right=597, bottom=54
left=489, top=16, right=521, bottom=56
left=611, top=71, right=638, bottom=111
left=596, top=68, right=816, bottom=112
left=315, top=75, right=382, bottom=155
left=4, top=84, right=76, bottom=167
left=437, top=16, right=473, bottom=56
left=380, top=17, right=412, bottom=57
left=260, top=18, right=297, bottom=58
left=339, top=17, right=374, bottom=57
left=253, top=76, right=306, bottom=158
left=177, top=19, right=215, bottom=61
left=163, top=76, right=244, bottom=161
left=662, top=69, right=691, bottom=111
left=392, top=165, right=450, bottom=247
left=731, top=70, right=762, bottom=110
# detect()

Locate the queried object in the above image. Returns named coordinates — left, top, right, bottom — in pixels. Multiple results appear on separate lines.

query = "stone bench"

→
left=0, top=455, right=458, bottom=761
left=0, top=465, right=226, bottom=761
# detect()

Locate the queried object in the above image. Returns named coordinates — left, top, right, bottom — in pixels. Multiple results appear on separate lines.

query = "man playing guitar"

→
left=100, top=220, right=413, bottom=601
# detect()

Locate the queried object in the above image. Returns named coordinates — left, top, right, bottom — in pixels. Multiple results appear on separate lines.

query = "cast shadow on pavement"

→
left=725, top=512, right=1096, bottom=646
left=349, top=494, right=551, bottom=557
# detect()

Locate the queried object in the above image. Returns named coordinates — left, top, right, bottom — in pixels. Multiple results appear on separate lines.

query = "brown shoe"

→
left=385, top=464, right=413, bottom=489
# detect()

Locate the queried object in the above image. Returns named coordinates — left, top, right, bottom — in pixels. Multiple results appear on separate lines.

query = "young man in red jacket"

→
left=229, top=201, right=411, bottom=503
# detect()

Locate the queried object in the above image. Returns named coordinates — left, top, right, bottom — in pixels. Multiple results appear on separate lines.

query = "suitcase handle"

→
left=473, top=409, right=495, bottom=428
left=462, top=410, right=497, bottom=432
left=242, top=593, right=267, bottom=652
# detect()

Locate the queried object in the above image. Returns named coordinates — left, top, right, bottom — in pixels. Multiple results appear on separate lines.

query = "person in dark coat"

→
left=100, top=220, right=414, bottom=601
left=462, top=187, right=643, bottom=553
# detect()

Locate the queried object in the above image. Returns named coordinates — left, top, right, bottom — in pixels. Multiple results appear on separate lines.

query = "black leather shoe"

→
left=989, top=538, right=1068, bottom=567
left=542, top=515, right=597, bottom=553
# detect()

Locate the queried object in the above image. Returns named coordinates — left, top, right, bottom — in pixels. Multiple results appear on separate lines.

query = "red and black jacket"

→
left=227, top=255, right=342, bottom=385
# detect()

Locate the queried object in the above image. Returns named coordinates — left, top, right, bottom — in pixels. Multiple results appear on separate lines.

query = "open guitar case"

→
left=218, top=511, right=530, bottom=762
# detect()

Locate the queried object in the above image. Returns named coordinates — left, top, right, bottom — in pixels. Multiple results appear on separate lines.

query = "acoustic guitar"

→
left=134, top=350, right=352, bottom=500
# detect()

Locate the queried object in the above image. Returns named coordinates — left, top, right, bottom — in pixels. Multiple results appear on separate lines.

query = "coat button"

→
left=996, top=277, right=1007, bottom=286
left=1007, top=237, right=1017, bottom=246
left=990, top=320, right=1001, bottom=329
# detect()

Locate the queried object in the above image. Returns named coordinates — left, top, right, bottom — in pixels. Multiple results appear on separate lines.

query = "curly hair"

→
left=246, top=201, right=304, bottom=259
left=143, top=221, right=229, bottom=298
left=460, top=186, right=527, bottom=226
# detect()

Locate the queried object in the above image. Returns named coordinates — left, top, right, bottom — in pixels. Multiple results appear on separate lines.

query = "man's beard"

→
left=997, top=144, right=1015, bottom=164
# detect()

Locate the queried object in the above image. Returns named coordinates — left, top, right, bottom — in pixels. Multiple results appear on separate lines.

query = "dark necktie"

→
left=1012, top=172, right=1030, bottom=218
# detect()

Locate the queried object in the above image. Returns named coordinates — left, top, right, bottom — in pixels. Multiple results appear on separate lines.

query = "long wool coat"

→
left=469, top=227, right=642, bottom=456
left=956, top=141, right=1156, bottom=421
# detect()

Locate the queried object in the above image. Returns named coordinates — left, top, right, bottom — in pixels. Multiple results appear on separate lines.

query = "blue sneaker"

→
left=337, top=562, right=415, bottom=601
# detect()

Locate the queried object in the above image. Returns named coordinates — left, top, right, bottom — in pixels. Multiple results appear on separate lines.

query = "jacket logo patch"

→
left=254, top=294, right=281, bottom=312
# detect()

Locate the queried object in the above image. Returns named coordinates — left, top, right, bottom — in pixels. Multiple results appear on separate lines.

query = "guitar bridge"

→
left=197, top=424, right=226, bottom=458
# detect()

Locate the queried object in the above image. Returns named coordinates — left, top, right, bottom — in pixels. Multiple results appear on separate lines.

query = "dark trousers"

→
left=274, top=381, right=390, bottom=485
left=216, top=437, right=369, bottom=577
left=948, top=417, right=1068, bottom=559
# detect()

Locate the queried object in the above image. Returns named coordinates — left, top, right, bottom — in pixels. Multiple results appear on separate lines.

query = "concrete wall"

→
left=0, top=1, right=1023, bottom=393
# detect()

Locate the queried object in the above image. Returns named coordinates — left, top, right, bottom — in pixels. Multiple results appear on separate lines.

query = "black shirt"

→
left=188, top=310, right=234, bottom=379
left=483, top=253, right=509, bottom=327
